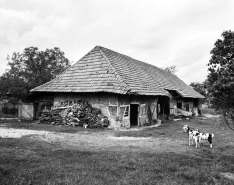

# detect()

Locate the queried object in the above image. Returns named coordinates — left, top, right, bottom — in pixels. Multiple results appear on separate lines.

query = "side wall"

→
left=169, top=97, right=200, bottom=115
left=36, top=92, right=159, bottom=128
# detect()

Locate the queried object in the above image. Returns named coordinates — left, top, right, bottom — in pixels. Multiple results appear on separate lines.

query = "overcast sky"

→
left=0, top=0, right=233, bottom=84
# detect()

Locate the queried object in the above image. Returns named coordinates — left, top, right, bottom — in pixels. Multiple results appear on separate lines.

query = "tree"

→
left=0, top=73, right=27, bottom=102
left=206, top=30, right=234, bottom=130
left=1, top=47, right=71, bottom=101
left=190, top=82, right=207, bottom=98
left=190, top=81, right=207, bottom=104
left=162, top=65, right=177, bottom=75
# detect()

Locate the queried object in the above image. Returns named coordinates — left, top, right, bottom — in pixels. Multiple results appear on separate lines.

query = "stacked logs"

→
left=38, top=100, right=109, bottom=128
left=39, top=108, right=63, bottom=125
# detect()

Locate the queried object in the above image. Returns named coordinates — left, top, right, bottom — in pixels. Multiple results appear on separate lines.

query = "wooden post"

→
left=162, top=98, right=166, bottom=122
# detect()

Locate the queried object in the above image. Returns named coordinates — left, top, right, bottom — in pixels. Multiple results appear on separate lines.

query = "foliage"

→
left=162, top=65, right=177, bottom=75
left=190, top=82, right=207, bottom=98
left=2, top=106, right=18, bottom=115
left=0, top=47, right=71, bottom=101
left=206, top=30, right=234, bottom=130
left=190, top=81, right=207, bottom=104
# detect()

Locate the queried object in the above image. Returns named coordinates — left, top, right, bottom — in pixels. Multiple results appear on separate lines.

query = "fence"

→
left=0, top=102, right=34, bottom=120
left=18, top=102, right=34, bottom=120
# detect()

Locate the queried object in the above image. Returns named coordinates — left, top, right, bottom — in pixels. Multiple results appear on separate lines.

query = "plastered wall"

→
left=52, top=93, right=158, bottom=128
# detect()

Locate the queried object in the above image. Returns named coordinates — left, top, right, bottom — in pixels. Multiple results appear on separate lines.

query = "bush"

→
left=1, top=107, right=18, bottom=116
left=2, top=107, right=9, bottom=114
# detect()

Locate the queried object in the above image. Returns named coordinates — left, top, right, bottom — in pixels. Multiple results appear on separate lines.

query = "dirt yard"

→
left=0, top=114, right=233, bottom=155
left=1, top=113, right=234, bottom=184
left=0, top=124, right=186, bottom=154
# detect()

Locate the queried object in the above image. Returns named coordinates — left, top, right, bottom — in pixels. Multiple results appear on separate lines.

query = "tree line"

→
left=0, top=47, right=71, bottom=104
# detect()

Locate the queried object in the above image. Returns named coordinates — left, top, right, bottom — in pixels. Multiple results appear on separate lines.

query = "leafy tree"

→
left=162, top=65, right=177, bottom=75
left=0, top=47, right=71, bottom=101
left=190, top=81, right=208, bottom=105
left=0, top=73, right=27, bottom=102
left=206, top=30, right=234, bottom=130
left=190, top=82, right=207, bottom=98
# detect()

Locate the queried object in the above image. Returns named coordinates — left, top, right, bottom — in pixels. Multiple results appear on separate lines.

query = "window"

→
left=124, top=106, right=129, bottom=117
left=42, top=102, right=52, bottom=112
left=184, top=103, right=190, bottom=111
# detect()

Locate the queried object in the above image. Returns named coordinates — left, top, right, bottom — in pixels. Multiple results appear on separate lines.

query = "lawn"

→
left=0, top=114, right=234, bottom=185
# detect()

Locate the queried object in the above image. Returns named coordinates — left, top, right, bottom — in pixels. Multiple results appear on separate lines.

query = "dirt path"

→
left=0, top=125, right=195, bottom=154
left=0, top=127, right=51, bottom=138
left=2, top=114, right=229, bottom=154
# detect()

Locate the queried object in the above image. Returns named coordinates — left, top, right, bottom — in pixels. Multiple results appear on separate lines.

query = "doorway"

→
left=130, top=104, right=139, bottom=127
left=177, top=102, right=182, bottom=109
left=185, top=103, right=189, bottom=111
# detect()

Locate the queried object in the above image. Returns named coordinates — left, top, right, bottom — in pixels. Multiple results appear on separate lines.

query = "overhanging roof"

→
left=30, top=46, right=204, bottom=99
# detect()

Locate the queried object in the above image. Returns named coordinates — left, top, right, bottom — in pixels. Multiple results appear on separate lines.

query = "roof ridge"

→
left=97, top=46, right=130, bottom=93
left=97, top=46, right=179, bottom=79
left=98, top=46, right=170, bottom=95
left=98, top=46, right=163, bottom=71
left=97, top=46, right=203, bottom=98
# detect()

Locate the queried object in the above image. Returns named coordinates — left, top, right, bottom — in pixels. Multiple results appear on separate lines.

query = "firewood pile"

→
left=38, top=100, right=109, bottom=128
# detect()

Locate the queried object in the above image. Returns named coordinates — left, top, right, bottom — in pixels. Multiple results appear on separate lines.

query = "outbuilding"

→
left=30, top=46, right=204, bottom=128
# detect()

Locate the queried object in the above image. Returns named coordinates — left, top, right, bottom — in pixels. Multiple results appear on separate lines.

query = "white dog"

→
left=183, top=125, right=214, bottom=148
left=183, top=125, right=200, bottom=148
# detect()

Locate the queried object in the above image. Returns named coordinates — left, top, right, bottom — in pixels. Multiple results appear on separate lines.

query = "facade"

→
left=30, top=46, right=204, bottom=128
left=32, top=92, right=163, bottom=128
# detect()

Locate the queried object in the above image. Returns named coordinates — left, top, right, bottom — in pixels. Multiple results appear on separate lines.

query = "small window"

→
left=124, top=106, right=129, bottom=117
left=42, top=105, right=52, bottom=111
left=42, top=102, right=52, bottom=112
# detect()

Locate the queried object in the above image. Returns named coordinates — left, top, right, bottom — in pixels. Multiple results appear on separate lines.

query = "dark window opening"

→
left=194, top=99, right=199, bottom=107
left=177, top=102, right=182, bottom=109
left=158, top=97, right=170, bottom=114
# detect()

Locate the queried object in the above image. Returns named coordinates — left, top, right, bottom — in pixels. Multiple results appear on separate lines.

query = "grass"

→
left=0, top=137, right=234, bottom=185
left=0, top=113, right=234, bottom=184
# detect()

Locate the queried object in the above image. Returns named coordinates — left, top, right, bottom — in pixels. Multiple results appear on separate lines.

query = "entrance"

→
left=130, top=104, right=139, bottom=126
left=177, top=102, right=182, bottom=109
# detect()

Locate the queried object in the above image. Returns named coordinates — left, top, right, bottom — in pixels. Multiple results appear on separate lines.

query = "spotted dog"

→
left=183, top=125, right=200, bottom=148
left=198, top=132, right=214, bottom=148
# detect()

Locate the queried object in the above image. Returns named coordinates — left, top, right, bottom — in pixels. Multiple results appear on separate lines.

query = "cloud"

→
left=0, top=8, right=37, bottom=45
left=0, top=0, right=234, bottom=84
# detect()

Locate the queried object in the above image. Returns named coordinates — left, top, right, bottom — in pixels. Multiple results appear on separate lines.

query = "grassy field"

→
left=0, top=114, right=234, bottom=184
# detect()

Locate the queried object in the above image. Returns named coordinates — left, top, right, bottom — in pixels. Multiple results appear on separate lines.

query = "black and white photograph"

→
left=0, top=0, right=234, bottom=184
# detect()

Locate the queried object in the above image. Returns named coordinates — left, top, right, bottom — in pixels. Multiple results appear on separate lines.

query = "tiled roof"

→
left=30, top=46, right=204, bottom=98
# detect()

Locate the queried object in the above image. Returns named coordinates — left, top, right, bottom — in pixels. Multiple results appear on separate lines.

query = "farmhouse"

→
left=30, top=46, right=204, bottom=128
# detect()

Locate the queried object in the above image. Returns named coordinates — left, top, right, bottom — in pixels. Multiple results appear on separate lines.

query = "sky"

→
left=0, top=0, right=234, bottom=84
